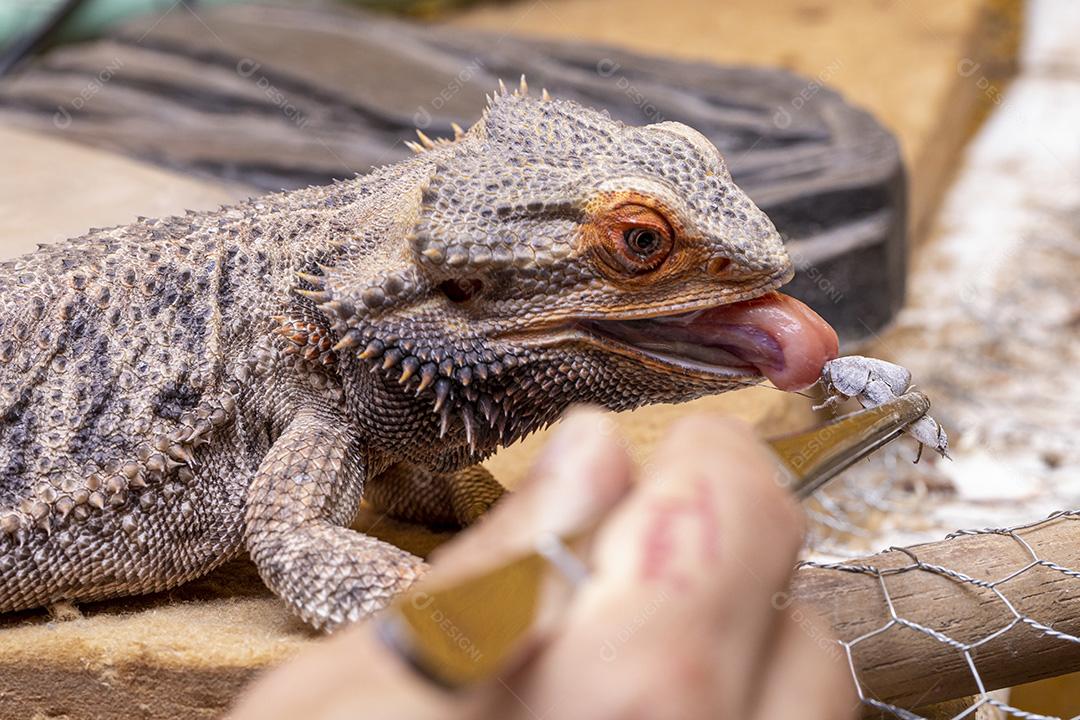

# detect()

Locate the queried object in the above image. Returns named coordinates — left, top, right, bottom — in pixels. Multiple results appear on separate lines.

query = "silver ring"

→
left=534, top=532, right=590, bottom=587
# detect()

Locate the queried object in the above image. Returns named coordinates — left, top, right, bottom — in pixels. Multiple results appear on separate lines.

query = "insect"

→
left=816, top=356, right=949, bottom=461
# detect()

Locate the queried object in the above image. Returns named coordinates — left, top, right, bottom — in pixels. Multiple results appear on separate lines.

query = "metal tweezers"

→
left=377, top=390, right=932, bottom=688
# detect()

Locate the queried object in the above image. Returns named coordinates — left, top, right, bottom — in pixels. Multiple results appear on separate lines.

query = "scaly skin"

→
left=0, top=81, right=792, bottom=631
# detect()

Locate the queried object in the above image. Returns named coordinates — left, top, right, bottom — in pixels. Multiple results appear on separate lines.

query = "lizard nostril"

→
left=438, top=278, right=484, bottom=303
left=707, top=257, right=732, bottom=276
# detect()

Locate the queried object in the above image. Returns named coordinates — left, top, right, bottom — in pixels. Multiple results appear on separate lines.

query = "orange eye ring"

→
left=597, top=204, right=675, bottom=275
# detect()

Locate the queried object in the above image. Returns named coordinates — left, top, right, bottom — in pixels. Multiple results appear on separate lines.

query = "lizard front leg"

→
left=365, top=462, right=507, bottom=528
left=244, top=409, right=426, bottom=631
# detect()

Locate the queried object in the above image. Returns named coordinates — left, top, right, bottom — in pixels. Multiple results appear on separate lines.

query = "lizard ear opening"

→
left=438, top=278, right=484, bottom=303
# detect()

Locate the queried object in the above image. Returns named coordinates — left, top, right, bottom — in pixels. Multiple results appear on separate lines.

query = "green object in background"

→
left=0, top=0, right=248, bottom=47
left=0, top=0, right=486, bottom=78
left=0, top=0, right=486, bottom=49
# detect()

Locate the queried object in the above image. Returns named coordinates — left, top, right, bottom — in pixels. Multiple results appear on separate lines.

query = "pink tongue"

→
left=685, top=292, right=839, bottom=391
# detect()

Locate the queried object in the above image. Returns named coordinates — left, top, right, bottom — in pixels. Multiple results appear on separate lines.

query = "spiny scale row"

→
left=0, top=466, right=190, bottom=541
left=0, top=392, right=236, bottom=540
left=336, top=326, right=539, bottom=452
left=291, top=271, right=507, bottom=375
left=294, top=267, right=419, bottom=315
left=275, top=317, right=337, bottom=367
left=411, top=230, right=572, bottom=270
left=334, top=330, right=520, bottom=392
left=404, top=75, right=551, bottom=154
left=287, top=266, right=549, bottom=452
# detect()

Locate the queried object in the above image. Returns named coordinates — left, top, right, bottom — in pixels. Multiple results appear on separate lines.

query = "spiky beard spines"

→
left=349, top=332, right=552, bottom=456
left=290, top=264, right=556, bottom=456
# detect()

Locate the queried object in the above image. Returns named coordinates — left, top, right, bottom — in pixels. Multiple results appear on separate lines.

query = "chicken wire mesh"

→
left=798, top=509, right=1080, bottom=719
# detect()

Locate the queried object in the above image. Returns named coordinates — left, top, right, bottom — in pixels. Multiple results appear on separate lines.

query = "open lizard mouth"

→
left=582, top=292, right=839, bottom=391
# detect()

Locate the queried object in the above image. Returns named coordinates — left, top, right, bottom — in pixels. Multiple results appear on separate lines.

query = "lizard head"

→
left=319, top=83, right=837, bottom=451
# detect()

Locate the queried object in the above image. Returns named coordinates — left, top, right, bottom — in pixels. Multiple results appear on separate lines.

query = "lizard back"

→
left=0, top=213, right=252, bottom=528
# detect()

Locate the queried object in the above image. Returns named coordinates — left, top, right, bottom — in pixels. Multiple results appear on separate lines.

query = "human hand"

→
left=231, top=409, right=856, bottom=720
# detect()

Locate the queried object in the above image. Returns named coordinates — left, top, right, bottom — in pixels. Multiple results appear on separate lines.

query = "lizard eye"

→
left=624, top=227, right=663, bottom=257
left=597, top=204, right=674, bottom=274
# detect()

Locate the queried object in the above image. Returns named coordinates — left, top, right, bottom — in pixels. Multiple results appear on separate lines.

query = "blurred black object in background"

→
left=0, top=3, right=905, bottom=345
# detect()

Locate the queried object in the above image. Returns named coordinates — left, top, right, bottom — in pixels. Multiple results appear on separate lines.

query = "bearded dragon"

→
left=0, top=80, right=838, bottom=631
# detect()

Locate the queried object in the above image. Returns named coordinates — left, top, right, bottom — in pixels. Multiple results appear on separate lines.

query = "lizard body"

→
left=0, top=82, right=836, bottom=630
